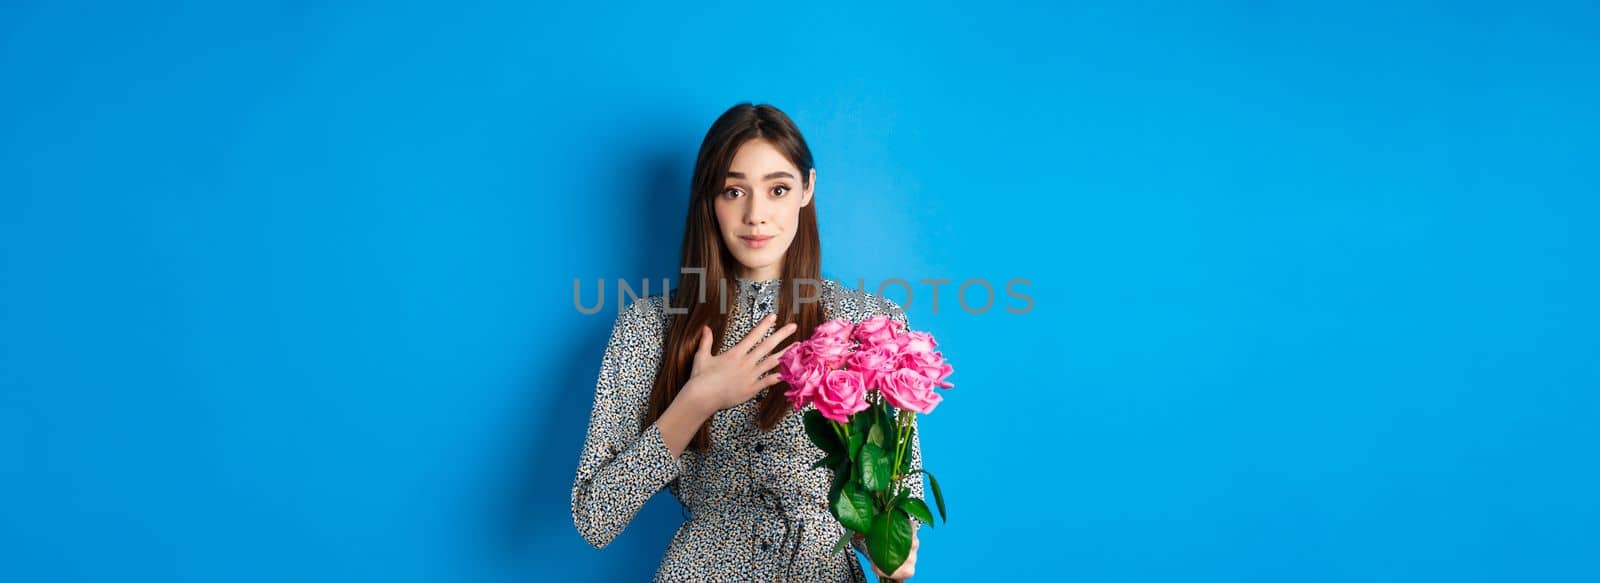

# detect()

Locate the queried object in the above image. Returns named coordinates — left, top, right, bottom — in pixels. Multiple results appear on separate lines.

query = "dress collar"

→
left=735, top=277, right=781, bottom=291
left=734, top=277, right=781, bottom=316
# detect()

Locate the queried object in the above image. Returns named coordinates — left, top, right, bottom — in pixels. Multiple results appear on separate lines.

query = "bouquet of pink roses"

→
left=778, top=314, right=952, bottom=576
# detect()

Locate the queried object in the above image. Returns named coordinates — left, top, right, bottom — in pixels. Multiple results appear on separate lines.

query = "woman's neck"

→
left=736, top=267, right=781, bottom=282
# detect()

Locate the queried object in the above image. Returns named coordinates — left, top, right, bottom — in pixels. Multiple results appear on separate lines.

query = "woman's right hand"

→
left=682, top=313, right=797, bottom=414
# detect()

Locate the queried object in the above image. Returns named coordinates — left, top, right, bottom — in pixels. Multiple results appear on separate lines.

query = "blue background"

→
left=3, top=1, right=1596, bottom=581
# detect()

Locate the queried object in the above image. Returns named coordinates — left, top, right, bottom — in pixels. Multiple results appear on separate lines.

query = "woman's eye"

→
left=772, top=185, right=789, bottom=197
left=722, top=187, right=743, bottom=198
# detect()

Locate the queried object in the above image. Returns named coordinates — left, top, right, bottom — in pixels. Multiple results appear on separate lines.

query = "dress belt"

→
left=684, top=487, right=821, bottom=580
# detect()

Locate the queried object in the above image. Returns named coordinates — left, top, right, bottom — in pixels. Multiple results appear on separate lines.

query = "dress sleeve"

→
left=853, top=297, right=928, bottom=559
left=571, top=297, right=683, bottom=549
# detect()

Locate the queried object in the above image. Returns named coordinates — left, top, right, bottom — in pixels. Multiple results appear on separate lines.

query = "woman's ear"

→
left=802, top=168, right=816, bottom=207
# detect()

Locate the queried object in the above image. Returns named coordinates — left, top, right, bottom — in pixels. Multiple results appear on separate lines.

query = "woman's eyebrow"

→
left=725, top=171, right=795, bottom=181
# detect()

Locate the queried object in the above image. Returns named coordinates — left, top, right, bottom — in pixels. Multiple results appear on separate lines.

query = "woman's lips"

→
left=740, top=235, right=773, bottom=249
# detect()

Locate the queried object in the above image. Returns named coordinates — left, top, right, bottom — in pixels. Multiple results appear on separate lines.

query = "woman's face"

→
left=713, top=139, right=815, bottom=281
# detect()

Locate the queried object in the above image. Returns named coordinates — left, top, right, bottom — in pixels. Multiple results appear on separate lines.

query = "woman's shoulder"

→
left=820, top=278, right=908, bottom=324
left=614, top=290, right=673, bottom=334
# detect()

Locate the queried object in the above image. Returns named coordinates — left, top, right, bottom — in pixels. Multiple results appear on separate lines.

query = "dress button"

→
left=760, top=541, right=771, bottom=551
left=754, top=442, right=766, bottom=453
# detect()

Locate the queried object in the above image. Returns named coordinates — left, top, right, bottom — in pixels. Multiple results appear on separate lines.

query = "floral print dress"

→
left=571, top=277, right=926, bottom=582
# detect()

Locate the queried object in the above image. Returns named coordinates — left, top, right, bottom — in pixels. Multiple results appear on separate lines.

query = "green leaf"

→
left=831, top=483, right=875, bottom=533
left=867, top=419, right=885, bottom=450
left=829, top=530, right=853, bottom=555
left=865, top=508, right=914, bottom=575
left=848, top=411, right=871, bottom=459
left=899, top=497, right=935, bottom=528
left=889, top=489, right=909, bottom=517
left=827, top=459, right=851, bottom=500
left=822, top=454, right=852, bottom=495
left=803, top=409, right=844, bottom=457
left=851, top=410, right=872, bottom=439
left=926, top=470, right=947, bottom=522
left=811, top=451, right=845, bottom=471
left=858, top=443, right=891, bottom=492
left=908, top=469, right=947, bottom=523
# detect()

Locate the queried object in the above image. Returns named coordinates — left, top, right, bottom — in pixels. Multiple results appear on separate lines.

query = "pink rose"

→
left=898, top=330, right=937, bottom=355
left=899, top=349, right=954, bottom=388
left=852, top=314, right=905, bottom=348
left=880, top=368, right=943, bottom=414
left=778, top=339, right=810, bottom=374
left=812, top=319, right=855, bottom=343
left=808, top=335, right=855, bottom=368
left=846, top=345, right=899, bottom=391
left=779, top=342, right=826, bottom=409
left=814, top=369, right=870, bottom=423
left=784, top=361, right=828, bottom=409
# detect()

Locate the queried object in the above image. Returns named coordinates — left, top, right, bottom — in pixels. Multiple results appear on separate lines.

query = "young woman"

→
left=570, top=103, right=926, bottom=582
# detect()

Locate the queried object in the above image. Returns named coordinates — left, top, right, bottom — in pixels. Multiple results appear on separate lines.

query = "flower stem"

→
left=893, top=409, right=911, bottom=487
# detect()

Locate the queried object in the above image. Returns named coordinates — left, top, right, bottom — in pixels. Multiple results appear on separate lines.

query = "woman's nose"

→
left=744, top=197, right=769, bottom=224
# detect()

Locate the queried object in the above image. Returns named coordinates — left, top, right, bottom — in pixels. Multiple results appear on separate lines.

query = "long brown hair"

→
left=641, top=103, right=826, bottom=452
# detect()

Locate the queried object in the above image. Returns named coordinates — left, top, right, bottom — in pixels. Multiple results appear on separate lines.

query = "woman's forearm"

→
left=657, top=383, right=714, bottom=459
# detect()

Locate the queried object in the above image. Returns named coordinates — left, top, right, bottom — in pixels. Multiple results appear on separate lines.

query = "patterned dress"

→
left=571, top=277, right=926, bottom=582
